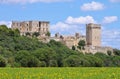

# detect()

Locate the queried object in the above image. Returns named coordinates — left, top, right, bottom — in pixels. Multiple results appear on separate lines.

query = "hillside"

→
left=0, top=25, right=120, bottom=67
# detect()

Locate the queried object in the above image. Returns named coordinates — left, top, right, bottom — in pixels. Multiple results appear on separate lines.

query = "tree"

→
left=107, top=50, right=112, bottom=56
left=8, top=29, right=20, bottom=37
left=0, top=55, right=7, bottom=67
left=113, top=49, right=120, bottom=56
left=33, top=47, right=57, bottom=67
left=20, top=56, right=40, bottom=67
left=72, top=46, right=76, bottom=50
left=78, top=40, right=85, bottom=50
left=26, top=32, right=31, bottom=36
left=8, top=30, right=15, bottom=36
left=0, top=46, right=4, bottom=54
left=33, top=32, right=40, bottom=37
left=63, top=55, right=82, bottom=67
left=49, top=60, right=58, bottom=67
left=46, top=31, right=51, bottom=37
left=0, top=25, right=8, bottom=31
left=15, top=50, right=41, bottom=67
left=112, top=56, right=120, bottom=66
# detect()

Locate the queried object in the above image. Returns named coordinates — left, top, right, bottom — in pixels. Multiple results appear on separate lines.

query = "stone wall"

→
left=84, top=46, right=113, bottom=54
left=11, top=21, right=50, bottom=36
left=86, top=23, right=101, bottom=47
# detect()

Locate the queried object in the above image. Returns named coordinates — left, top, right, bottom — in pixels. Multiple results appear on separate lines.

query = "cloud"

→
left=110, top=0, right=120, bottom=2
left=65, top=16, right=96, bottom=24
left=102, top=29, right=120, bottom=49
left=81, top=1, right=105, bottom=11
left=51, top=16, right=120, bottom=49
left=51, top=16, right=96, bottom=35
left=51, top=22, right=85, bottom=35
left=0, top=0, right=72, bottom=4
left=51, top=22, right=70, bottom=32
left=0, top=21, right=12, bottom=28
left=103, top=16, right=118, bottom=23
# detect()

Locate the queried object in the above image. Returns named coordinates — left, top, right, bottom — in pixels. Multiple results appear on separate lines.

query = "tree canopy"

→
left=0, top=25, right=120, bottom=67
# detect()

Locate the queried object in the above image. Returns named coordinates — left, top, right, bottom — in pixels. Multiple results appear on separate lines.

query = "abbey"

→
left=11, top=21, right=113, bottom=54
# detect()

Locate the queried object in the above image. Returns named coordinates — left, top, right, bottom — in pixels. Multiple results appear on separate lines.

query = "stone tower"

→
left=86, top=23, right=101, bottom=47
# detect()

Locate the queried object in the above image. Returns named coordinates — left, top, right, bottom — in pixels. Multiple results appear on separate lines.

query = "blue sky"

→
left=0, top=0, right=120, bottom=49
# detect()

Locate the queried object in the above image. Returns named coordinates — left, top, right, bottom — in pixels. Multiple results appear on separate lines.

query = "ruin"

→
left=11, top=21, right=113, bottom=54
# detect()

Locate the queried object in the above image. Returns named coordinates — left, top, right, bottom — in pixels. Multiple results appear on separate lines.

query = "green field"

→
left=0, top=67, right=119, bottom=79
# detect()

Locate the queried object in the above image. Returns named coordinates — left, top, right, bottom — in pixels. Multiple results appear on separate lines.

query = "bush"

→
left=0, top=55, right=7, bottom=67
left=49, top=60, right=58, bottom=67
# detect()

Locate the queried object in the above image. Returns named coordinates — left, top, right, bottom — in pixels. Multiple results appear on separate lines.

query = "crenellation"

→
left=11, top=21, right=113, bottom=54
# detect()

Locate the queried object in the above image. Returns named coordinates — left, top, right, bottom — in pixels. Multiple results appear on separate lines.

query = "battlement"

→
left=11, top=22, right=113, bottom=54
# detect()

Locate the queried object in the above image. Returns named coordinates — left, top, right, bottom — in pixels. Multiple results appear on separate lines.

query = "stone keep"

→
left=12, top=21, right=50, bottom=36
left=86, top=23, right=101, bottom=47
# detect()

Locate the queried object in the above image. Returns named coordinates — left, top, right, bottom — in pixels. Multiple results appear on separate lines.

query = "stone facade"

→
left=50, top=33, right=86, bottom=49
left=86, top=23, right=101, bottom=47
left=83, top=46, right=113, bottom=54
left=85, top=23, right=113, bottom=54
left=12, top=21, right=50, bottom=37
left=11, top=21, right=113, bottom=54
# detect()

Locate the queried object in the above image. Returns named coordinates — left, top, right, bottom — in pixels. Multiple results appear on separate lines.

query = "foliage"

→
left=25, top=32, right=31, bottom=36
left=46, top=31, right=51, bottom=37
left=78, top=40, right=85, bottom=50
left=0, top=55, right=7, bottom=67
left=0, top=25, right=120, bottom=67
left=72, top=46, right=76, bottom=50
left=107, top=50, right=112, bottom=56
left=113, top=49, right=120, bottom=56
left=32, top=32, right=40, bottom=37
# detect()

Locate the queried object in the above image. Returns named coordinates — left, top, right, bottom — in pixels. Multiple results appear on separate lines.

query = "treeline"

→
left=0, top=25, right=120, bottom=67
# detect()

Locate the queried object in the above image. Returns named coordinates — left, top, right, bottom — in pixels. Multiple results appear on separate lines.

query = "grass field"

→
left=0, top=67, right=119, bottom=79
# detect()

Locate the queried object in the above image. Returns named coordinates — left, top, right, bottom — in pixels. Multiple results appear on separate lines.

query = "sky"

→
left=0, top=0, right=120, bottom=49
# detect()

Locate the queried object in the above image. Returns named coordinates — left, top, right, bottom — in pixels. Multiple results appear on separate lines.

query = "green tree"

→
left=0, top=55, right=7, bottom=67
left=84, top=55, right=104, bottom=67
left=113, top=49, right=120, bottom=56
left=78, top=40, right=85, bottom=50
left=63, top=55, right=82, bottom=67
left=72, top=46, right=76, bottom=50
left=49, top=60, right=58, bottom=67
left=46, top=31, right=51, bottom=37
left=107, top=50, right=112, bottom=56
left=26, top=32, right=31, bottom=36
left=33, top=47, right=57, bottom=67
left=33, top=32, right=40, bottom=37
left=20, top=56, right=40, bottom=67
left=15, top=50, right=41, bottom=67
left=112, top=56, right=120, bottom=66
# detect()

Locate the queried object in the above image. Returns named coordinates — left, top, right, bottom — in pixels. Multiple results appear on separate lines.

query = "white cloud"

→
left=65, top=16, right=96, bottom=24
left=0, top=0, right=72, bottom=4
left=51, top=16, right=96, bottom=35
left=51, top=22, right=83, bottom=35
left=81, top=1, right=104, bottom=11
left=110, top=0, right=120, bottom=2
left=51, top=22, right=70, bottom=32
left=0, top=21, right=12, bottom=28
left=51, top=16, right=120, bottom=49
left=103, top=16, right=118, bottom=23
left=51, top=22, right=85, bottom=35
left=102, top=29, right=120, bottom=49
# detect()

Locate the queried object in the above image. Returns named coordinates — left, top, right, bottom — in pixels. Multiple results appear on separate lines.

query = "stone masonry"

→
left=11, top=21, right=113, bottom=54
left=12, top=21, right=49, bottom=37
left=86, top=23, right=101, bottom=47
